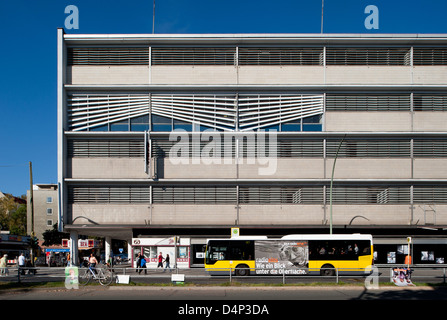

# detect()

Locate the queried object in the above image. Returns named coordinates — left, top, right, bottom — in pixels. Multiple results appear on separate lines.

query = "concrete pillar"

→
left=70, top=231, right=78, bottom=266
left=127, top=240, right=133, bottom=267
left=105, top=236, right=112, bottom=263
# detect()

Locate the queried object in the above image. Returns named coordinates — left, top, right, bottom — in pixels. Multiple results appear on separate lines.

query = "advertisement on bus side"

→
left=254, top=240, right=308, bottom=275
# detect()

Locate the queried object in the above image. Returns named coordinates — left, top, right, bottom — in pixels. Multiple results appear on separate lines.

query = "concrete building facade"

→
left=26, top=184, right=59, bottom=241
left=58, top=30, right=447, bottom=267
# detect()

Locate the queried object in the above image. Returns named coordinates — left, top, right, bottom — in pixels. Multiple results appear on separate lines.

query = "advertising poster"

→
left=255, top=240, right=308, bottom=275
left=392, top=267, right=414, bottom=287
left=64, top=266, right=79, bottom=289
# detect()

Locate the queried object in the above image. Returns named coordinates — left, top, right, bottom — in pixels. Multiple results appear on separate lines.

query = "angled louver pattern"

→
left=67, top=93, right=324, bottom=132
left=151, top=94, right=237, bottom=131
left=68, top=94, right=150, bottom=131
left=238, top=94, right=324, bottom=131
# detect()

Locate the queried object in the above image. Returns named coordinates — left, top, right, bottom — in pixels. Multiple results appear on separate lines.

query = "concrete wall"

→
left=151, top=204, right=237, bottom=225
left=68, top=158, right=147, bottom=179
left=68, top=156, right=447, bottom=180
left=68, top=66, right=149, bottom=85
left=66, top=65, right=447, bottom=86
left=239, top=205, right=324, bottom=225
left=413, top=112, right=447, bottom=132
left=69, top=203, right=447, bottom=226
left=238, top=66, right=324, bottom=85
left=71, top=204, right=149, bottom=225
left=325, top=112, right=412, bottom=132
left=413, top=159, right=447, bottom=179
left=413, top=66, right=447, bottom=84
left=151, top=66, right=237, bottom=84
left=325, top=66, right=412, bottom=85
left=327, top=159, right=412, bottom=179
left=331, top=205, right=412, bottom=225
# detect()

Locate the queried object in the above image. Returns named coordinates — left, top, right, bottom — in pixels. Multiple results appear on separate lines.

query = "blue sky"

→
left=1, top=0, right=447, bottom=197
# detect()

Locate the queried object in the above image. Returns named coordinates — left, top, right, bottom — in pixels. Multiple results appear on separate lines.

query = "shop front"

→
left=131, top=237, right=190, bottom=269
left=45, top=248, right=70, bottom=267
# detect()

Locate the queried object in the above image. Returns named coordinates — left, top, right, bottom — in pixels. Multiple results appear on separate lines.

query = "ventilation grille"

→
left=152, top=186, right=237, bottom=203
left=240, top=139, right=323, bottom=157
left=326, top=140, right=411, bottom=158
left=67, top=93, right=324, bottom=132
left=326, top=94, right=411, bottom=111
left=327, top=187, right=411, bottom=204
left=413, top=48, right=447, bottom=65
left=68, top=140, right=144, bottom=158
left=238, top=47, right=323, bottom=65
left=67, top=138, right=447, bottom=159
left=413, top=187, right=447, bottom=203
left=67, top=46, right=447, bottom=66
left=152, top=138, right=236, bottom=158
left=413, top=94, right=447, bottom=111
left=326, top=47, right=410, bottom=66
left=69, top=186, right=150, bottom=203
left=68, top=47, right=149, bottom=65
left=68, top=185, right=447, bottom=205
left=151, top=47, right=236, bottom=65
left=239, top=186, right=323, bottom=204
left=413, top=140, right=447, bottom=157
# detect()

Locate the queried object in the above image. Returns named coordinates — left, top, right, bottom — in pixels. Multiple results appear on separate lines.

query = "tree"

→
left=42, top=223, right=69, bottom=246
left=0, top=194, right=26, bottom=234
left=9, top=204, right=27, bottom=235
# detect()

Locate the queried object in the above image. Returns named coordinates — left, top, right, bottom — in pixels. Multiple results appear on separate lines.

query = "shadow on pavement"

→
left=354, top=286, right=447, bottom=300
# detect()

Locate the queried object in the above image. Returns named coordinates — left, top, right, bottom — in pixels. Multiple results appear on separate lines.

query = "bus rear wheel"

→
left=320, top=264, right=335, bottom=276
left=235, top=264, right=250, bottom=277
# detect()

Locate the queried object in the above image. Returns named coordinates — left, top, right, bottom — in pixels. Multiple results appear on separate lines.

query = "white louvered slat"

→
left=67, top=93, right=324, bottom=131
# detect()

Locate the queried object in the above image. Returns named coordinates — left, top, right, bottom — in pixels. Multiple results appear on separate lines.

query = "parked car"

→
left=114, top=253, right=128, bottom=263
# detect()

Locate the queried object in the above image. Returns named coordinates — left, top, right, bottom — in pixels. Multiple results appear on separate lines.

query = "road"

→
left=1, top=267, right=445, bottom=319
left=1, top=284, right=445, bottom=320
left=2, top=285, right=447, bottom=300
left=5, top=265, right=447, bottom=286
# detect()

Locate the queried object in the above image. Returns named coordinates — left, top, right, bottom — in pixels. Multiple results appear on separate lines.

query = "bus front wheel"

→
left=320, top=264, right=335, bottom=276
left=235, top=264, right=250, bottom=277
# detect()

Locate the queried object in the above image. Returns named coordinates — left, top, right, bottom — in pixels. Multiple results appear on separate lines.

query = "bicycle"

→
left=79, top=264, right=114, bottom=286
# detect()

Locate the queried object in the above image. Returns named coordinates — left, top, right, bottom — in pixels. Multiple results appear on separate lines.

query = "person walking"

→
left=139, top=255, right=147, bottom=275
left=0, top=254, right=8, bottom=276
left=163, top=254, right=171, bottom=272
left=18, top=253, right=26, bottom=275
left=157, top=252, right=164, bottom=269
left=135, top=253, right=141, bottom=273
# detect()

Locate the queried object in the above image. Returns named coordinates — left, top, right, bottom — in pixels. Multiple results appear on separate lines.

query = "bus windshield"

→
left=205, top=240, right=254, bottom=265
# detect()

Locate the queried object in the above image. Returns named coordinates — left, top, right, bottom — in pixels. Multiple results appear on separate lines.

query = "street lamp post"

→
left=329, top=135, right=346, bottom=235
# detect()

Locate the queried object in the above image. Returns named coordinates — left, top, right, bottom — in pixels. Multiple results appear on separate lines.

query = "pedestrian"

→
left=139, top=255, right=147, bottom=275
left=135, top=253, right=141, bottom=273
left=163, top=254, right=171, bottom=272
left=18, top=253, right=25, bottom=275
left=157, top=252, right=164, bottom=269
left=0, top=254, right=8, bottom=276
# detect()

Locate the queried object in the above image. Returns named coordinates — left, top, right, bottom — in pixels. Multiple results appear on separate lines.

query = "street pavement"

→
left=4, top=264, right=447, bottom=286
left=1, top=266, right=445, bottom=319
left=2, top=284, right=445, bottom=300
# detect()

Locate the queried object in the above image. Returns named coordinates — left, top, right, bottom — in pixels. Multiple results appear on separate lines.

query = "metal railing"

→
left=2, top=265, right=447, bottom=286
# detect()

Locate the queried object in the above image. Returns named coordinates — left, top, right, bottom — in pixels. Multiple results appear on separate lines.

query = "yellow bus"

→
left=205, top=234, right=374, bottom=276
